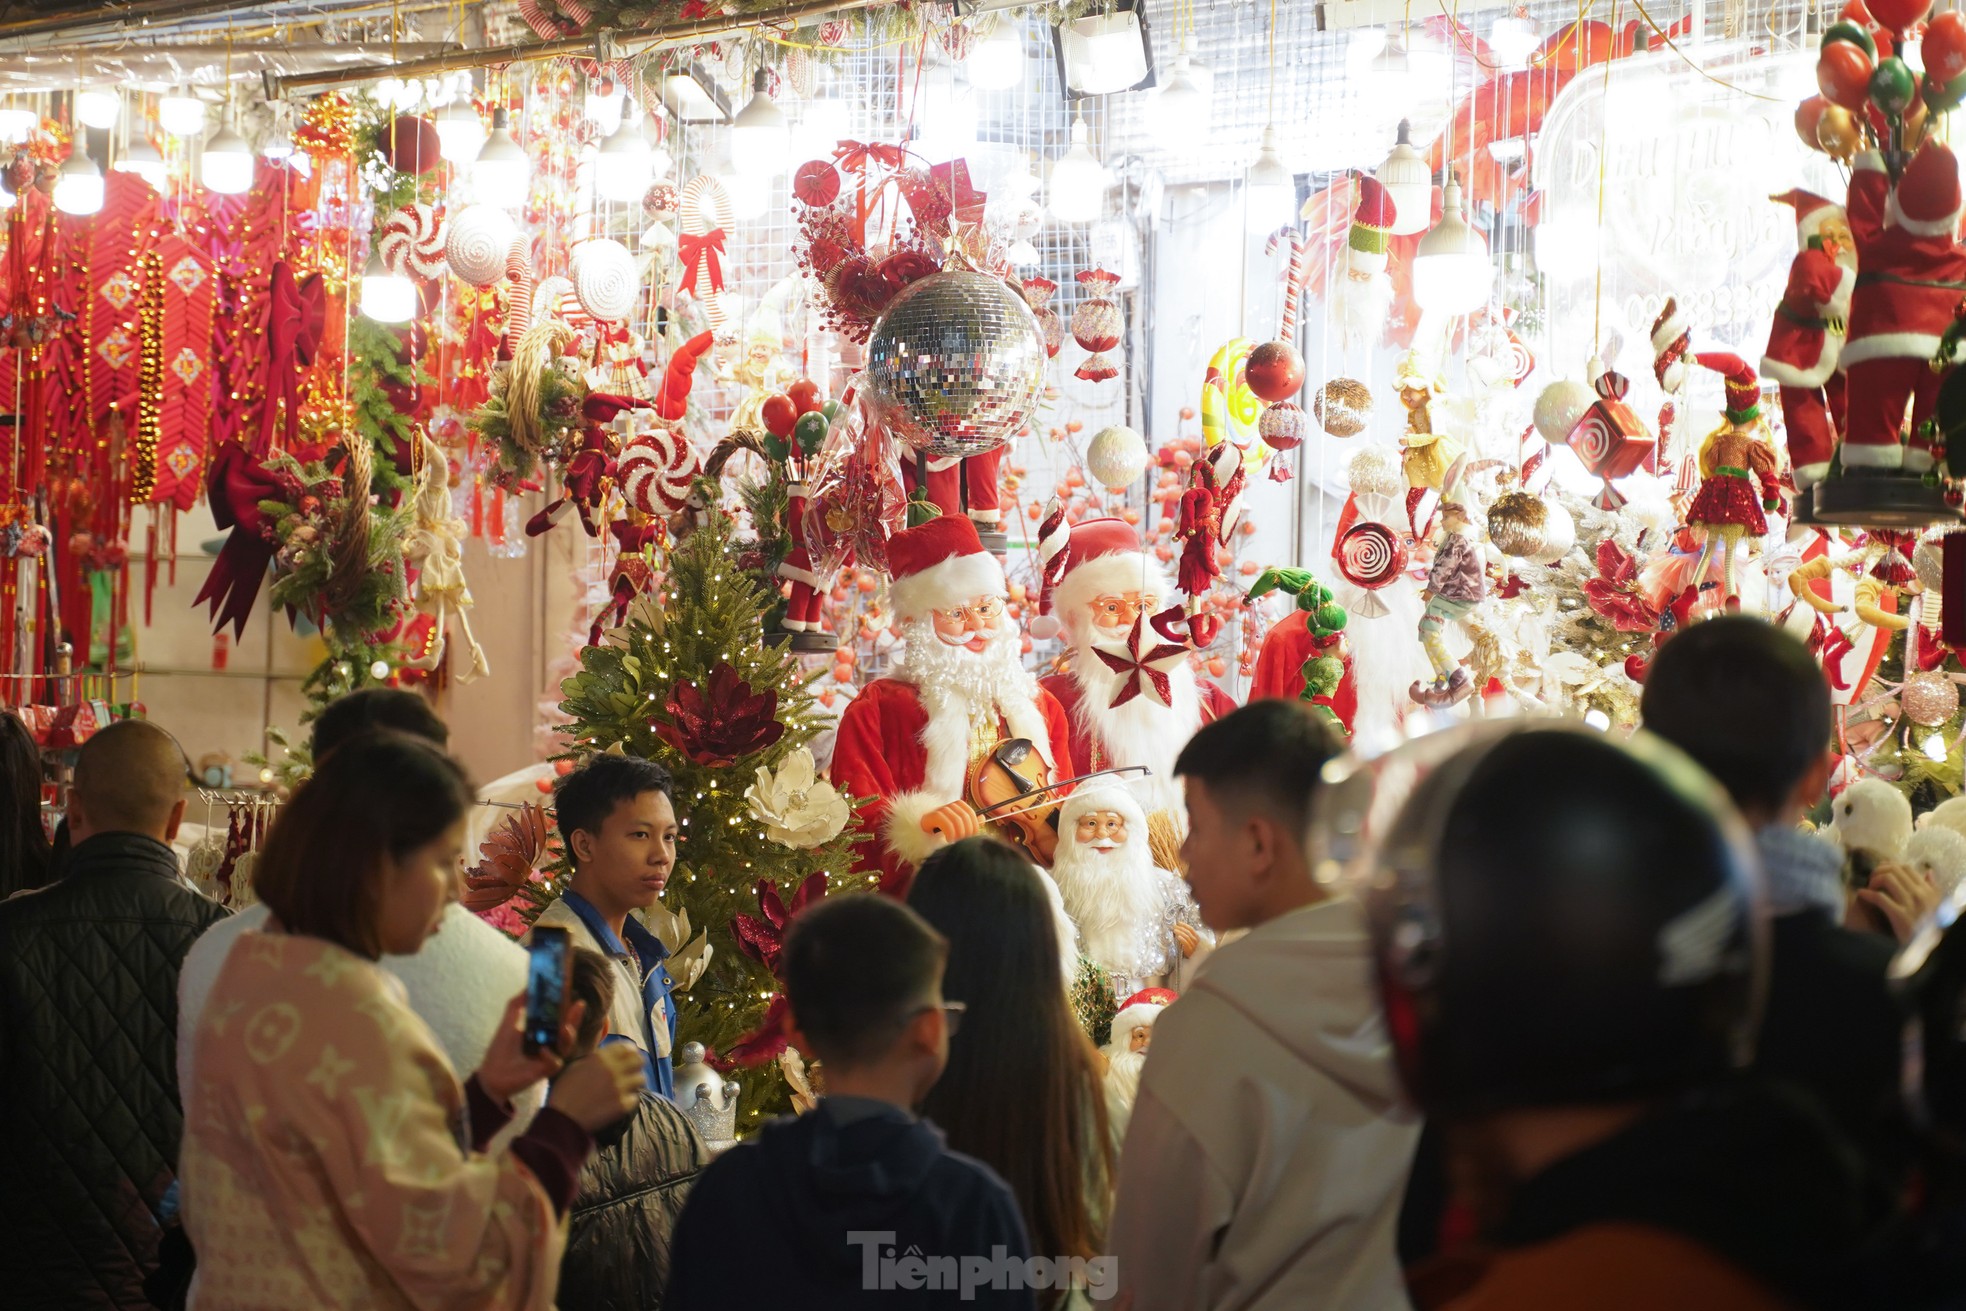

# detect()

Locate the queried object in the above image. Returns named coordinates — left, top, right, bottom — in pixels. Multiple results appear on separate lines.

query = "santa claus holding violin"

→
left=830, top=514, right=1076, bottom=893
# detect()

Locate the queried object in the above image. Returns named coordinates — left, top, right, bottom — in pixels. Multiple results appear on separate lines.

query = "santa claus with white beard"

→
left=1033, top=517, right=1237, bottom=845
left=830, top=515, right=1076, bottom=894
left=1052, top=788, right=1210, bottom=1000
left=1102, top=987, right=1175, bottom=1132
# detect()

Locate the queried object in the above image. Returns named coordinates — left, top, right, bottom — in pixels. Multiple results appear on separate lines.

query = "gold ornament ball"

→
left=1313, top=378, right=1374, bottom=437
left=1487, top=491, right=1550, bottom=558
left=1903, top=671, right=1960, bottom=728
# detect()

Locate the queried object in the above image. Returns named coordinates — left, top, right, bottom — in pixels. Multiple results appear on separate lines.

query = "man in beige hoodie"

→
left=1110, top=701, right=1420, bottom=1310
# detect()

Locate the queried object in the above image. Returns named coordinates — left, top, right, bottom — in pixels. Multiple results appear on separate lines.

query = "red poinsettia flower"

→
left=727, top=871, right=828, bottom=1067
left=876, top=247, right=939, bottom=292
left=651, top=661, right=784, bottom=766
left=1583, top=539, right=1660, bottom=633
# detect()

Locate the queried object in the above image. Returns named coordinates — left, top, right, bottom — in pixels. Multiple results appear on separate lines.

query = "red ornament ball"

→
left=1258, top=401, right=1309, bottom=451
left=793, top=160, right=841, bottom=207
left=762, top=395, right=799, bottom=438
left=1246, top=340, right=1307, bottom=403
left=643, top=183, right=681, bottom=218
left=787, top=379, right=823, bottom=414
left=382, top=115, right=441, bottom=175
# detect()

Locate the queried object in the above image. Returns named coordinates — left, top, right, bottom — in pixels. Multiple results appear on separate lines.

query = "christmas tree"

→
left=555, top=510, right=865, bottom=1126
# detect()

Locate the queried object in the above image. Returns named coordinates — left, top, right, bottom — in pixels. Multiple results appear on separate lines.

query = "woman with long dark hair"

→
left=0, top=710, right=50, bottom=897
left=907, top=835, right=1114, bottom=1304
left=178, top=731, right=644, bottom=1309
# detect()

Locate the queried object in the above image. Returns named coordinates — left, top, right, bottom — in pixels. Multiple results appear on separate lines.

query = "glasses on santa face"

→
left=933, top=597, right=1005, bottom=628
left=1091, top=593, right=1151, bottom=627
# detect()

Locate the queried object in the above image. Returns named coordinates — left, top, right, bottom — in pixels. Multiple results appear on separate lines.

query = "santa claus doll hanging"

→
left=1759, top=189, right=1855, bottom=500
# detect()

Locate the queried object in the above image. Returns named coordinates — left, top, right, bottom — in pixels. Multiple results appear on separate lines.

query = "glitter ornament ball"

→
left=1086, top=425, right=1149, bottom=491
left=1347, top=446, right=1403, bottom=498
left=1246, top=340, right=1306, bottom=403
left=1904, top=671, right=1961, bottom=727
left=865, top=270, right=1048, bottom=458
left=1533, top=378, right=1597, bottom=444
left=1258, top=401, right=1309, bottom=451
left=1487, top=492, right=1576, bottom=564
left=1314, top=378, right=1374, bottom=437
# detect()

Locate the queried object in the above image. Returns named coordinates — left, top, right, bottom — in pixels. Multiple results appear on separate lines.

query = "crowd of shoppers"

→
left=12, top=620, right=1966, bottom=1307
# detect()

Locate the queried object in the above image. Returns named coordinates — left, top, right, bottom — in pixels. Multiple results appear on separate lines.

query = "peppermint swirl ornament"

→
left=379, top=203, right=447, bottom=279
left=572, top=238, right=639, bottom=322
left=617, top=428, right=700, bottom=515
left=1336, top=521, right=1406, bottom=591
left=445, top=204, right=517, bottom=287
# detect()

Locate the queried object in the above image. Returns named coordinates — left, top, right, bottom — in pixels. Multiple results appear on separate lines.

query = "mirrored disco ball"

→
left=865, top=270, right=1047, bottom=459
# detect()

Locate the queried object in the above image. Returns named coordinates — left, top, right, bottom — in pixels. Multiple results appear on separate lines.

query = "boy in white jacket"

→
left=1110, top=701, right=1420, bottom=1311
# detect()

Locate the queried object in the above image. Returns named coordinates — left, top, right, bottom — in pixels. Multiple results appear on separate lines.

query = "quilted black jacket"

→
left=561, top=1091, right=709, bottom=1310
left=0, top=831, right=229, bottom=1309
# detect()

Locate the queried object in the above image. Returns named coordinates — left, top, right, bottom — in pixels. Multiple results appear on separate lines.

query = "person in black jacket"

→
left=1641, top=617, right=1910, bottom=1181
left=666, top=894, right=1039, bottom=1309
left=561, top=947, right=709, bottom=1310
left=0, top=719, right=228, bottom=1309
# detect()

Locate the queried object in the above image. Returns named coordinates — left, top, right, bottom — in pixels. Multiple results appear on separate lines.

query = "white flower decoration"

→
left=745, top=747, right=850, bottom=849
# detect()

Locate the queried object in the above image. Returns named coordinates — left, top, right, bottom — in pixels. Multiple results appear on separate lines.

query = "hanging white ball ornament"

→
left=1533, top=379, right=1596, bottom=444
left=1085, top=425, right=1148, bottom=493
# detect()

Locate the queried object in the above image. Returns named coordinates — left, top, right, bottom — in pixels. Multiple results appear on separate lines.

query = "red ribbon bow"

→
left=192, top=443, right=289, bottom=638
left=264, top=261, right=326, bottom=450
left=832, top=140, right=907, bottom=175
left=676, top=228, right=726, bottom=295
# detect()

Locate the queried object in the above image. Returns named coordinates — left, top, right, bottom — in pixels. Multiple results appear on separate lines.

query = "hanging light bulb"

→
left=721, top=157, right=772, bottom=220
left=1489, top=15, right=1541, bottom=70
left=432, top=97, right=486, bottom=164
left=1359, top=40, right=1417, bottom=105
left=158, top=91, right=206, bottom=138
left=115, top=135, right=167, bottom=189
left=359, top=249, right=416, bottom=322
left=1047, top=113, right=1106, bottom=225
left=596, top=114, right=654, bottom=204
left=261, top=121, right=296, bottom=161
left=201, top=119, right=255, bottom=195
left=729, top=69, right=788, bottom=177
left=1375, top=119, right=1433, bottom=237
left=0, top=103, right=36, bottom=143
left=53, top=150, right=103, bottom=216
left=1413, top=170, right=1491, bottom=314
left=471, top=107, right=531, bottom=208
left=1146, top=55, right=1212, bottom=155
left=1243, top=124, right=1294, bottom=235
left=584, top=77, right=624, bottom=134
left=75, top=89, right=121, bottom=130
left=968, top=22, right=1025, bottom=90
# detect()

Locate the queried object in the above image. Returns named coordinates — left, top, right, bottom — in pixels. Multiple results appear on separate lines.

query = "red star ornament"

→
left=1094, top=613, right=1191, bottom=710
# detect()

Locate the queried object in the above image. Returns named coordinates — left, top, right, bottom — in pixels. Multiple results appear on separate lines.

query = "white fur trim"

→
left=1061, top=784, right=1149, bottom=832
left=1760, top=354, right=1840, bottom=390
left=1886, top=187, right=1965, bottom=237
left=1793, top=461, right=1830, bottom=492
left=968, top=508, right=1002, bottom=526
left=1651, top=308, right=1687, bottom=350
left=1839, top=333, right=1952, bottom=368
left=1905, top=447, right=1935, bottom=473
left=1853, top=150, right=1887, bottom=174
left=1052, top=552, right=1166, bottom=636
left=1840, top=441, right=1905, bottom=469
left=1035, top=866, right=1080, bottom=989
left=778, top=563, right=819, bottom=587
left=924, top=455, right=961, bottom=472
left=883, top=789, right=957, bottom=868
left=1109, top=1000, right=1168, bottom=1039
left=888, top=551, right=1007, bottom=622
left=1827, top=264, right=1855, bottom=319
left=1796, top=207, right=1848, bottom=250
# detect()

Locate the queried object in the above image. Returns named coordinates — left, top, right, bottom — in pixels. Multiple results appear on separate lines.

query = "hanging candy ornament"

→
left=379, top=203, right=448, bottom=280
left=504, top=240, right=536, bottom=356
left=618, top=427, right=701, bottom=515
left=1565, top=364, right=1656, bottom=510
left=1021, top=276, right=1063, bottom=358
left=1314, top=378, right=1374, bottom=437
left=1086, top=425, right=1149, bottom=492
left=1246, top=339, right=1306, bottom=404
left=572, top=237, right=639, bottom=322
left=1071, top=267, right=1123, bottom=383
left=446, top=204, right=517, bottom=287
left=1258, top=401, right=1309, bottom=451
left=677, top=174, right=734, bottom=335
left=1201, top=338, right=1263, bottom=459
left=1335, top=521, right=1407, bottom=594
left=793, top=159, right=841, bottom=207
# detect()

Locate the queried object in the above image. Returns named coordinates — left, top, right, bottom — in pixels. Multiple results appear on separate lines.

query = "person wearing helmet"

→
left=1641, top=616, right=1913, bottom=1178
left=1357, top=725, right=1869, bottom=1309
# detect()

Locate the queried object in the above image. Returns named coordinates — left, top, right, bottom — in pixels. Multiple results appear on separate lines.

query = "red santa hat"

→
left=1030, top=513, right=1167, bottom=641
left=1348, top=176, right=1397, bottom=257
left=886, top=513, right=1007, bottom=622
left=1107, top=987, right=1177, bottom=1051
left=1888, top=142, right=1965, bottom=238
left=1651, top=298, right=1691, bottom=394
left=1770, top=189, right=1846, bottom=252
left=1694, top=351, right=1763, bottom=424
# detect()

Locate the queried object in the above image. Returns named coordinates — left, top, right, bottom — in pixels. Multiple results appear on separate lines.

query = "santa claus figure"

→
left=1760, top=190, right=1855, bottom=497
left=902, top=447, right=1008, bottom=544
left=1102, top=987, right=1175, bottom=1131
left=1032, top=516, right=1236, bottom=824
left=1052, top=788, right=1210, bottom=1000
left=1834, top=142, right=1965, bottom=478
left=830, top=515, right=1075, bottom=893
left=1327, top=174, right=1397, bottom=348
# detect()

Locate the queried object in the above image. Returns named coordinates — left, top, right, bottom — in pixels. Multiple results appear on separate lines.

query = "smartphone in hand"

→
left=522, top=926, right=572, bottom=1056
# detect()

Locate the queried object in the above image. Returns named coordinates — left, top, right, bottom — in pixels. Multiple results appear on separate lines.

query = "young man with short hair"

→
left=532, top=752, right=683, bottom=1099
left=666, top=894, right=1035, bottom=1309
left=1109, top=700, right=1420, bottom=1311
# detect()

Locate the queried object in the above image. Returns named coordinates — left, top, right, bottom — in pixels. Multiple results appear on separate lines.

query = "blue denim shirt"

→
left=557, top=890, right=677, bottom=1100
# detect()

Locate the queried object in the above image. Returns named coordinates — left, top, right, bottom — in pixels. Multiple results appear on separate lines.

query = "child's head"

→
left=565, top=947, right=615, bottom=1060
left=311, top=687, right=449, bottom=762
left=1174, top=700, right=1342, bottom=931
left=782, top=893, right=951, bottom=1102
left=1641, top=616, right=1832, bottom=827
left=554, top=753, right=679, bottom=918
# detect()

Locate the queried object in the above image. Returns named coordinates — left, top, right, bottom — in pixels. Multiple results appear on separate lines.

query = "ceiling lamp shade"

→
left=432, top=98, right=487, bottom=164
left=1048, top=113, right=1107, bottom=224
left=471, top=108, right=531, bottom=208
left=53, top=150, right=103, bottom=216
left=1375, top=119, right=1433, bottom=236
left=75, top=89, right=121, bottom=130
left=359, top=249, right=415, bottom=322
left=1244, top=124, right=1295, bottom=235
left=201, top=122, right=255, bottom=195
left=261, top=124, right=296, bottom=160
left=115, top=135, right=167, bottom=189
left=1412, top=170, right=1491, bottom=314
left=1146, top=54, right=1211, bottom=154
left=584, top=80, right=624, bottom=134
left=730, top=69, right=788, bottom=177
left=0, top=104, right=35, bottom=143
left=969, top=22, right=1026, bottom=90
left=662, top=64, right=730, bottom=123
left=1056, top=3, right=1155, bottom=97
left=158, top=91, right=207, bottom=138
